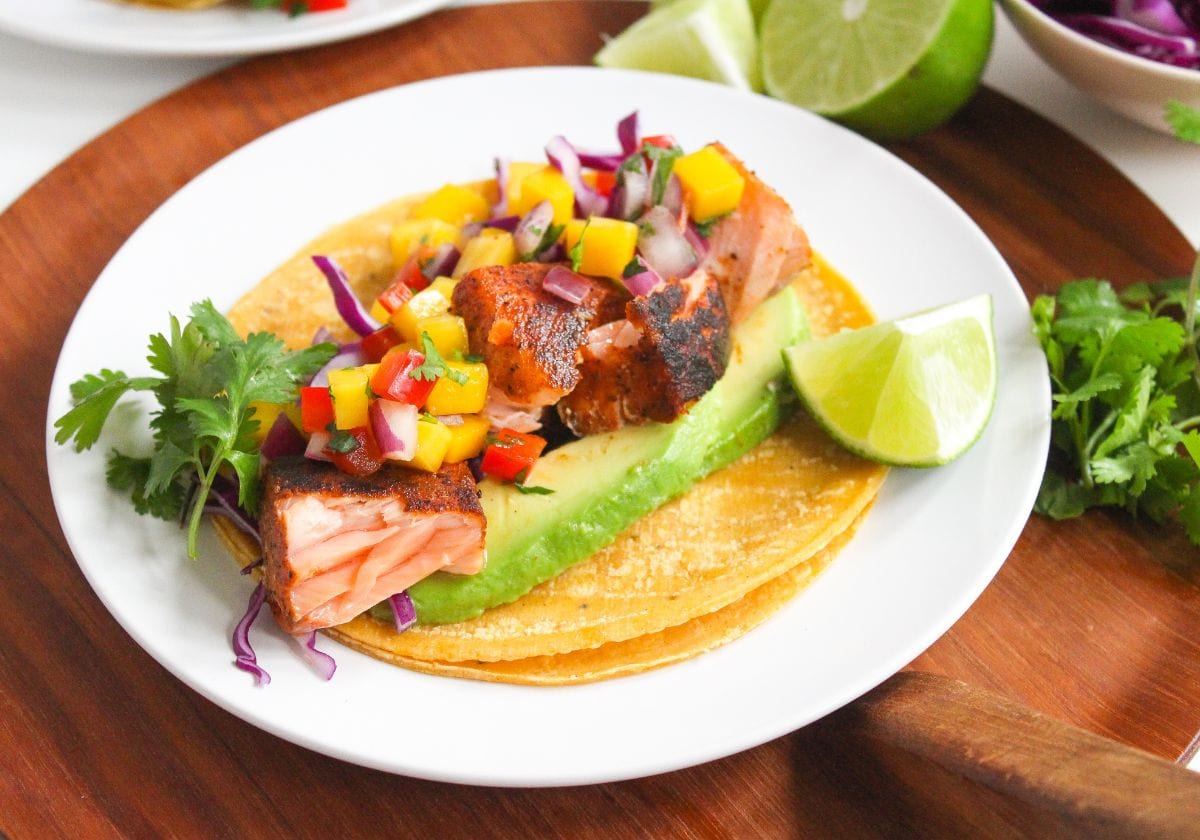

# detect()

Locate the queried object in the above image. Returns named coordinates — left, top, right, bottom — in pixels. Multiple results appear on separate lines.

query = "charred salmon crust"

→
left=453, top=263, right=629, bottom=408
left=259, top=458, right=485, bottom=635
left=558, top=271, right=731, bottom=435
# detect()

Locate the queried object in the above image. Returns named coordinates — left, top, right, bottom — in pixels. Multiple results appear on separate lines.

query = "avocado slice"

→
left=407, top=287, right=809, bottom=625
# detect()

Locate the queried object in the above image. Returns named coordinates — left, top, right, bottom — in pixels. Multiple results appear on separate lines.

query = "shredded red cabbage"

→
left=389, top=591, right=418, bottom=632
left=298, top=631, right=337, bottom=680
left=311, top=255, right=382, bottom=336
left=233, top=582, right=271, bottom=686
left=207, top=475, right=261, bottom=544
left=1031, top=0, right=1200, bottom=68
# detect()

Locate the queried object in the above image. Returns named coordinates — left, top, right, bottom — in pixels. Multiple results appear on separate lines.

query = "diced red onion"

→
left=545, top=135, right=608, bottom=218
left=305, top=430, right=333, bottom=462
left=369, top=399, right=417, bottom=461
left=661, top=174, right=684, bottom=218
left=617, top=111, right=639, bottom=155
left=539, top=243, right=566, bottom=263
left=610, top=169, right=649, bottom=220
left=623, top=259, right=665, bottom=297
left=422, top=243, right=461, bottom=280
left=260, top=411, right=307, bottom=461
left=311, top=255, right=381, bottom=337
left=586, top=319, right=642, bottom=355
left=233, top=582, right=271, bottom=686
left=576, top=151, right=625, bottom=171
left=685, top=221, right=711, bottom=261
left=389, top=591, right=417, bottom=632
left=310, top=343, right=366, bottom=388
left=439, top=414, right=464, bottom=427
left=542, top=265, right=592, bottom=304
left=311, top=326, right=335, bottom=346
left=514, top=200, right=556, bottom=258
left=481, top=215, right=520, bottom=233
left=493, top=156, right=509, bottom=215
left=637, top=206, right=697, bottom=280
left=298, top=631, right=337, bottom=681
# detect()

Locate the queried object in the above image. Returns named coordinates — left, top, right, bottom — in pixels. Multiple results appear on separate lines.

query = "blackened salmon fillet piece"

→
left=701, top=143, right=811, bottom=325
left=452, top=262, right=629, bottom=408
left=259, top=458, right=485, bottom=635
left=557, top=269, right=731, bottom=436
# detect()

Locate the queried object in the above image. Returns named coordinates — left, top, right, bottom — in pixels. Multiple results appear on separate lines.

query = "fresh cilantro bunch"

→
left=1034, top=253, right=1200, bottom=542
left=54, top=301, right=336, bottom=559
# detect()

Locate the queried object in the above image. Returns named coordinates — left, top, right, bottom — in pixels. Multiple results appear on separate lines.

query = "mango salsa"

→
left=564, top=217, right=638, bottom=280
left=505, top=161, right=545, bottom=214
left=454, top=229, right=516, bottom=279
left=410, top=417, right=453, bottom=472
left=425, top=360, right=489, bottom=416
left=415, top=313, right=470, bottom=358
left=413, top=184, right=491, bottom=227
left=443, top=414, right=491, bottom=463
left=389, top=218, right=460, bottom=265
left=248, top=401, right=301, bottom=444
left=328, top=364, right=380, bottom=430
left=509, top=165, right=574, bottom=225
left=391, top=287, right=451, bottom=343
left=672, top=145, right=745, bottom=222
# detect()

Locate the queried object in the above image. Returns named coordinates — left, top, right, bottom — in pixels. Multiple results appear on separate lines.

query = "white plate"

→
left=0, top=0, right=447, bottom=57
left=45, top=67, right=1050, bottom=787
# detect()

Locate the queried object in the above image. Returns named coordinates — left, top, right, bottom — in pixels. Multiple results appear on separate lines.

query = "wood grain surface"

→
left=3, top=2, right=1200, bottom=837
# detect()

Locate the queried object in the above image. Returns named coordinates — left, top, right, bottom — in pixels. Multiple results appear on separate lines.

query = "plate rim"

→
left=44, top=66, right=1051, bottom=787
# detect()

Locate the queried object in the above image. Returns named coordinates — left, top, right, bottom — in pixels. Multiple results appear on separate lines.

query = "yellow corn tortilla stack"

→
left=216, top=190, right=886, bottom=684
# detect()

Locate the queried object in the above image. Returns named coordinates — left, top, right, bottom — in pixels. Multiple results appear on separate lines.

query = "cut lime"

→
left=596, top=0, right=762, bottom=92
left=783, top=295, right=996, bottom=467
left=760, top=0, right=993, bottom=140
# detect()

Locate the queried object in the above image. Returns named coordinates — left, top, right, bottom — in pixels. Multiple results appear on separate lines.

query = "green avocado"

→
left=406, top=287, right=809, bottom=625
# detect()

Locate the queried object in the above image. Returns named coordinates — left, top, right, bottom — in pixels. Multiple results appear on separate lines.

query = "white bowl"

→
left=999, top=0, right=1200, bottom=136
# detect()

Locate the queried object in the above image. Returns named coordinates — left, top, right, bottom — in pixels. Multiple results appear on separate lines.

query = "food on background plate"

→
left=1026, top=0, right=1200, bottom=70
left=59, top=111, right=996, bottom=685
left=124, top=0, right=348, bottom=14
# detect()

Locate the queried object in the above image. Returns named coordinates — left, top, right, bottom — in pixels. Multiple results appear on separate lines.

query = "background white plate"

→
left=45, top=67, right=1050, bottom=787
left=0, top=0, right=446, bottom=57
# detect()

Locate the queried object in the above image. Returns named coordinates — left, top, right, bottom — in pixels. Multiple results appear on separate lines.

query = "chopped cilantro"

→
left=327, top=430, right=359, bottom=453
left=644, top=144, right=682, bottom=206
left=419, top=412, right=440, bottom=424
left=514, top=483, right=555, bottom=495
left=517, top=222, right=565, bottom=263
left=411, top=332, right=469, bottom=385
left=622, top=258, right=644, bottom=279
left=569, top=219, right=591, bottom=272
left=692, top=215, right=725, bottom=238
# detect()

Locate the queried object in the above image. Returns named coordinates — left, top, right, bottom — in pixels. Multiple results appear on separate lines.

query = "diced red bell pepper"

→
left=325, top=426, right=384, bottom=476
left=377, top=273, right=416, bottom=315
left=299, top=386, right=335, bottom=434
left=480, top=428, right=547, bottom=483
left=281, top=0, right=347, bottom=13
left=591, top=170, right=617, bottom=198
left=362, top=325, right=405, bottom=363
left=641, top=134, right=678, bottom=150
left=370, top=347, right=436, bottom=406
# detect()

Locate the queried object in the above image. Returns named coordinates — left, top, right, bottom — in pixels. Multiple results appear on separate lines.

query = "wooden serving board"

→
left=3, top=2, right=1199, bottom=836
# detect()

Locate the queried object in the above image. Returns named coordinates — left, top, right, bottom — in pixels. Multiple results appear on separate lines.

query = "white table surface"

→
left=3, top=3, right=1198, bottom=769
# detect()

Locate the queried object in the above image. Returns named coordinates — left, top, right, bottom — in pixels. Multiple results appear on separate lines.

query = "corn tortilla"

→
left=216, top=188, right=885, bottom=682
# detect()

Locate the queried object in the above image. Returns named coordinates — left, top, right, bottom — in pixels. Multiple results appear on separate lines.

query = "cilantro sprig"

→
left=1165, top=100, right=1200, bottom=145
left=412, top=332, right=469, bottom=385
left=1034, top=251, right=1200, bottom=543
left=54, top=300, right=336, bottom=559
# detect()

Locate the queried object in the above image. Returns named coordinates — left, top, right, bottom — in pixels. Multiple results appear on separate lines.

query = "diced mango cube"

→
left=453, top=229, right=516, bottom=279
left=409, top=418, right=453, bottom=472
left=370, top=299, right=391, bottom=324
left=248, top=401, right=301, bottom=444
left=415, top=313, right=469, bottom=358
left=672, top=145, right=745, bottom=222
left=505, top=161, right=544, bottom=214
left=509, top=166, right=574, bottom=225
left=389, top=218, right=460, bottom=266
left=391, top=287, right=451, bottom=343
left=413, top=184, right=491, bottom=227
left=443, top=414, right=491, bottom=463
left=328, top=364, right=380, bottom=430
left=425, top=361, right=489, bottom=416
left=563, top=217, right=639, bottom=280
left=428, top=276, right=457, bottom=301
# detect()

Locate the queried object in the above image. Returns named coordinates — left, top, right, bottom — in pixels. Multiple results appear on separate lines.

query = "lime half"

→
left=784, top=295, right=996, bottom=467
left=760, top=0, right=993, bottom=140
left=596, top=0, right=762, bottom=92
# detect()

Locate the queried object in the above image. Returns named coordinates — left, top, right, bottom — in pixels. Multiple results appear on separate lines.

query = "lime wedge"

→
left=783, top=295, right=996, bottom=467
left=760, top=0, right=993, bottom=140
left=596, top=0, right=762, bottom=92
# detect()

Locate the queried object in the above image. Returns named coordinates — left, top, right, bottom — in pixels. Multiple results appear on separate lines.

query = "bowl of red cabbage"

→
left=999, top=0, right=1200, bottom=135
